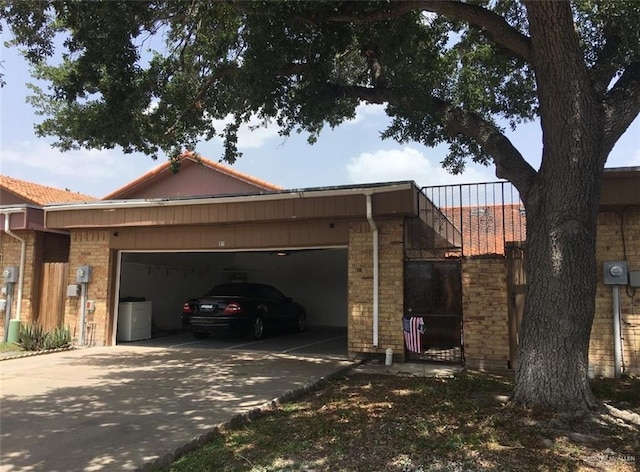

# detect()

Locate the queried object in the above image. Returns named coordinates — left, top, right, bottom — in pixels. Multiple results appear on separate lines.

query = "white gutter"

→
left=43, top=182, right=416, bottom=213
left=365, top=192, right=379, bottom=348
left=2, top=209, right=26, bottom=320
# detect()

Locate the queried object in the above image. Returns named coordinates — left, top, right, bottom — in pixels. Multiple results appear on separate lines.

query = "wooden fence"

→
left=37, top=262, right=68, bottom=329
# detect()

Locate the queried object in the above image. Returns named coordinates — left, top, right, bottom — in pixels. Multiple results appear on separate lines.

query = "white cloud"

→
left=346, top=146, right=496, bottom=187
left=208, top=103, right=388, bottom=150
left=143, top=97, right=160, bottom=115
left=420, top=11, right=438, bottom=25
left=210, top=114, right=282, bottom=150
left=236, top=118, right=282, bottom=149
left=346, top=102, right=387, bottom=126
left=0, top=140, right=150, bottom=196
left=2, top=141, right=129, bottom=178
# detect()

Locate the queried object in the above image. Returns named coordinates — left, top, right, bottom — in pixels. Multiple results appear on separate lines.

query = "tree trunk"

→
left=512, top=172, right=601, bottom=410
left=512, top=2, right=607, bottom=411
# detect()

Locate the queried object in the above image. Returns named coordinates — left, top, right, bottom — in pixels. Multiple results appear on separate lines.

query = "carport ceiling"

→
left=124, top=248, right=340, bottom=266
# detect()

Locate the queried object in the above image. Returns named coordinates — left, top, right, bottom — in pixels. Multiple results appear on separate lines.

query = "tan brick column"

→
left=462, top=256, right=510, bottom=370
left=65, top=230, right=112, bottom=346
left=348, top=218, right=405, bottom=360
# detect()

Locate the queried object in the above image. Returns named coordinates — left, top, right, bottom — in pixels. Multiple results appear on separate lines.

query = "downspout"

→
left=365, top=193, right=379, bottom=347
left=2, top=210, right=26, bottom=320
left=612, top=285, right=622, bottom=378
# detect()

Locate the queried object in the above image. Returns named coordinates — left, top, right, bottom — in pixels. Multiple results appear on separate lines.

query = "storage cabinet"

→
left=117, top=301, right=152, bottom=342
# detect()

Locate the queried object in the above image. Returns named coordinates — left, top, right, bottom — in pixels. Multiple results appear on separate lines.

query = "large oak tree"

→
left=2, top=1, right=639, bottom=411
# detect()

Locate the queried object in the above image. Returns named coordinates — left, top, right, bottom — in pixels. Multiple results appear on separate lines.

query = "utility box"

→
left=7, top=319, right=20, bottom=343
left=2, top=267, right=18, bottom=283
left=603, top=261, right=628, bottom=285
left=629, top=270, right=640, bottom=288
left=67, top=284, right=81, bottom=297
left=76, top=266, right=92, bottom=283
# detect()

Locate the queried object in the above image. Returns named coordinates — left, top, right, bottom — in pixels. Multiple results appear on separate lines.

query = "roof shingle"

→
left=0, top=175, right=98, bottom=206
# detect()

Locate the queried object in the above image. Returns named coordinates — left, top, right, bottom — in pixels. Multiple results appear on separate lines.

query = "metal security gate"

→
left=404, top=260, right=463, bottom=363
left=506, top=244, right=526, bottom=370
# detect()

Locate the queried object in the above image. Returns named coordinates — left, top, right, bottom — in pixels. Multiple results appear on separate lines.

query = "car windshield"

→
left=204, top=284, right=261, bottom=298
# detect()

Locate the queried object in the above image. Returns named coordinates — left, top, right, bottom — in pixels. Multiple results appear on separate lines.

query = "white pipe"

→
left=2, top=211, right=26, bottom=320
left=612, top=285, right=622, bottom=378
left=79, top=282, right=88, bottom=346
left=365, top=193, right=379, bottom=347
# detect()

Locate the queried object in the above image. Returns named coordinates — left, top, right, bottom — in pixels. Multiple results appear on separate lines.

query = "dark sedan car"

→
left=181, top=282, right=306, bottom=340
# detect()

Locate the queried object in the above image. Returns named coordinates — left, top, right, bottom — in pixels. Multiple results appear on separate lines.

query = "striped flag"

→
left=403, top=316, right=425, bottom=353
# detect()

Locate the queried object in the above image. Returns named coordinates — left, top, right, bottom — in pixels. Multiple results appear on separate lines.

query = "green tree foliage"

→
left=2, top=1, right=639, bottom=411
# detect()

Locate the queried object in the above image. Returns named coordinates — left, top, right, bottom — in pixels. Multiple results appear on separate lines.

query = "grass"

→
left=160, top=372, right=639, bottom=472
left=0, top=341, right=23, bottom=354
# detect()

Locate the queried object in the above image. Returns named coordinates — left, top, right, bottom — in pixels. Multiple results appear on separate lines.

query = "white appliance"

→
left=117, top=301, right=152, bottom=342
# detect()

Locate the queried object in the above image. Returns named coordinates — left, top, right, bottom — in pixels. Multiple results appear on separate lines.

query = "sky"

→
left=1, top=36, right=639, bottom=199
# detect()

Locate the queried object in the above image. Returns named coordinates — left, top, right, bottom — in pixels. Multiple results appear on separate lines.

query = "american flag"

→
left=403, top=316, right=425, bottom=353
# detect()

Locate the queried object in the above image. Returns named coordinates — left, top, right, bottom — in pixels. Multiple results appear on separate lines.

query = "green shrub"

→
left=17, top=323, right=46, bottom=351
left=17, top=324, right=71, bottom=351
left=43, top=325, right=72, bottom=350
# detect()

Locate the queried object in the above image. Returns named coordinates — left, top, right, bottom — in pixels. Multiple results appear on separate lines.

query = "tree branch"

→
left=589, top=26, right=623, bottom=96
left=164, top=62, right=312, bottom=136
left=226, top=1, right=532, bottom=63
left=602, top=62, right=640, bottom=153
left=322, top=1, right=532, bottom=63
left=432, top=97, right=537, bottom=196
left=164, top=65, right=238, bottom=136
left=328, top=83, right=537, bottom=196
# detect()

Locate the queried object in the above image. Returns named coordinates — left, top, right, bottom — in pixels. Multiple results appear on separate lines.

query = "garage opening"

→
left=115, top=248, right=348, bottom=347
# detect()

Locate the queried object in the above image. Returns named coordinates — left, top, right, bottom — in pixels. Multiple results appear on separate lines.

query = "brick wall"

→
left=0, top=231, right=38, bottom=338
left=592, top=208, right=640, bottom=377
left=348, top=218, right=405, bottom=360
left=462, top=256, right=510, bottom=370
left=64, top=230, right=112, bottom=346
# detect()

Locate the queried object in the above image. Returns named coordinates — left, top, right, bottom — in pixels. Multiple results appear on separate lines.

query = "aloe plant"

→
left=43, top=326, right=72, bottom=350
left=17, top=324, right=71, bottom=351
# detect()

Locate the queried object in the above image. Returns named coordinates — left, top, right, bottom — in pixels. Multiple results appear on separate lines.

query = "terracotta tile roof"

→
left=0, top=175, right=98, bottom=206
left=103, top=152, right=283, bottom=200
left=441, top=203, right=527, bottom=255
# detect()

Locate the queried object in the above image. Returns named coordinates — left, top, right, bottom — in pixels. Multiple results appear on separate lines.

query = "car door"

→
left=262, top=285, right=289, bottom=325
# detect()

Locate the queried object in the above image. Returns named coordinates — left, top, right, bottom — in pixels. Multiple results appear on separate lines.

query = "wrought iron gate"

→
left=506, top=243, right=526, bottom=370
left=404, top=260, right=463, bottom=363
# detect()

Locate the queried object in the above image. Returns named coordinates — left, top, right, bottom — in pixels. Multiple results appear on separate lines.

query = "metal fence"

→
left=409, top=181, right=526, bottom=257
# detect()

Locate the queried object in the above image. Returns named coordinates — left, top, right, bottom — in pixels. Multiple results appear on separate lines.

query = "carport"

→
left=44, top=181, right=430, bottom=361
left=116, top=247, right=348, bottom=342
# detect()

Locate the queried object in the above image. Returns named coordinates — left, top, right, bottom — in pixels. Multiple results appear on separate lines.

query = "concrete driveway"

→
left=0, top=336, right=355, bottom=472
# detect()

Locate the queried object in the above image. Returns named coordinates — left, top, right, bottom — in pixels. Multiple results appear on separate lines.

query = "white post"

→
left=79, top=283, right=88, bottom=346
left=612, top=285, right=622, bottom=378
